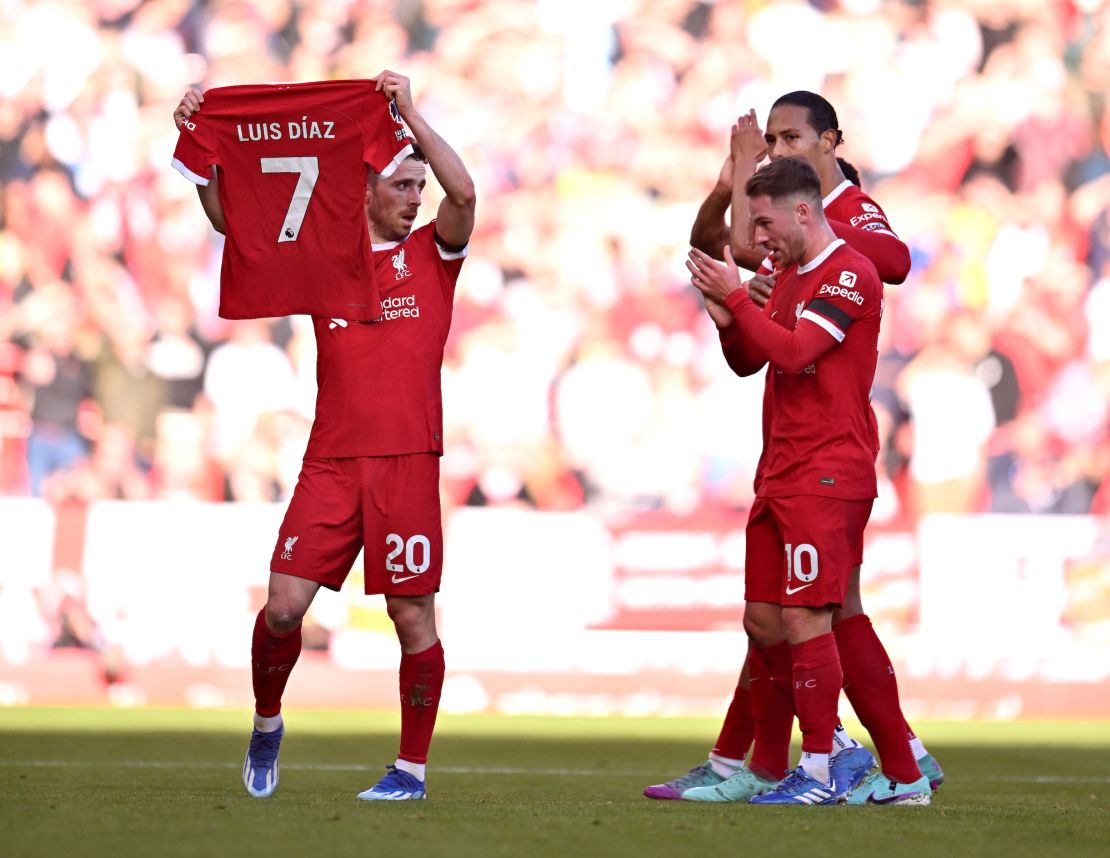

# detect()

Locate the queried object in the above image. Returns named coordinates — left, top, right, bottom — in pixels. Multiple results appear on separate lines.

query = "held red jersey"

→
left=304, top=223, right=466, bottom=459
left=754, top=239, right=882, bottom=500
left=172, top=80, right=414, bottom=321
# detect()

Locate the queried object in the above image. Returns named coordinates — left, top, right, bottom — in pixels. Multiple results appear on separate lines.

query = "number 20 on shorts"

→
left=386, top=533, right=431, bottom=579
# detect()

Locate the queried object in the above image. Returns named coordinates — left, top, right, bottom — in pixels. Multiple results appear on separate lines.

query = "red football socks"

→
left=251, top=608, right=302, bottom=718
left=790, top=632, right=842, bottom=756
left=398, top=639, right=445, bottom=765
left=834, top=614, right=921, bottom=783
left=711, top=679, right=755, bottom=762
left=747, top=640, right=795, bottom=780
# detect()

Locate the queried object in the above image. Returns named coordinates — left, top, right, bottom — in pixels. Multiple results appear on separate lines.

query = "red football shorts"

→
left=743, top=494, right=873, bottom=607
left=271, top=453, right=442, bottom=595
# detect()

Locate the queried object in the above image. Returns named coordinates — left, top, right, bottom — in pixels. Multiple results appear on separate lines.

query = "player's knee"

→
left=837, top=593, right=864, bottom=620
left=838, top=565, right=864, bottom=618
left=264, top=601, right=307, bottom=634
left=832, top=602, right=864, bottom=625
left=386, top=596, right=435, bottom=646
left=743, top=611, right=779, bottom=648
left=779, top=612, right=806, bottom=642
left=387, top=603, right=431, bottom=636
left=780, top=606, right=831, bottom=643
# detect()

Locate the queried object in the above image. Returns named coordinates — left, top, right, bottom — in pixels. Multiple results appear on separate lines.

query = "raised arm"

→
left=374, top=70, right=476, bottom=248
left=727, top=111, right=773, bottom=273
left=196, top=171, right=226, bottom=235
left=689, top=155, right=733, bottom=261
left=173, top=89, right=225, bottom=235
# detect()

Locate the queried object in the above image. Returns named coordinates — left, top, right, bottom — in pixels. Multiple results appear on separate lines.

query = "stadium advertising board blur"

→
left=0, top=500, right=1107, bottom=718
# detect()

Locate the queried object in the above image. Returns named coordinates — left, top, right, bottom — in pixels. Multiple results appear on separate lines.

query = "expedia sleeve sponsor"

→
left=849, top=210, right=889, bottom=227
left=816, top=281, right=865, bottom=306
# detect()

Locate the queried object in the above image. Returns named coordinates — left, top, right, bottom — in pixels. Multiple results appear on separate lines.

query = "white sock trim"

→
left=395, top=758, right=426, bottom=781
left=832, top=725, right=862, bottom=754
left=253, top=712, right=283, bottom=733
left=800, top=752, right=831, bottom=786
left=909, top=737, right=928, bottom=759
left=708, top=752, right=746, bottom=777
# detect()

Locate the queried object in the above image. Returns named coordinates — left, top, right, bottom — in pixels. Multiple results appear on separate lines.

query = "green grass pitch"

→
left=2, top=709, right=1108, bottom=858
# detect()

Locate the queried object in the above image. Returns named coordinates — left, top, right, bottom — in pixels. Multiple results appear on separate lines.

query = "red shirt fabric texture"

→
left=758, top=179, right=910, bottom=285
left=722, top=239, right=883, bottom=501
left=172, top=80, right=414, bottom=321
left=305, top=223, right=466, bottom=460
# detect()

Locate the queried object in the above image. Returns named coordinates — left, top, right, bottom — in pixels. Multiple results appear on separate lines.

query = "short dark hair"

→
left=744, top=156, right=822, bottom=206
left=772, top=91, right=844, bottom=147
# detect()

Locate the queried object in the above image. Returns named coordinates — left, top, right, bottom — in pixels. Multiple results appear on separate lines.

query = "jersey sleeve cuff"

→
left=171, top=157, right=210, bottom=186
left=379, top=143, right=414, bottom=179
left=724, top=287, right=753, bottom=315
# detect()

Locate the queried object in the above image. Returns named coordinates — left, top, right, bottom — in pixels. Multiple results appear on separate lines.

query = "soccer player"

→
left=686, top=156, right=931, bottom=806
left=175, top=69, right=475, bottom=801
left=172, top=79, right=416, bottom=320
left=645, top=92, right=941, bottom=803
left=691, top=94, right=911, bottom=285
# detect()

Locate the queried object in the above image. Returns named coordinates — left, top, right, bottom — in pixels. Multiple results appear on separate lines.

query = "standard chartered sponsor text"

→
left=380, top=294, right=419, bottom=320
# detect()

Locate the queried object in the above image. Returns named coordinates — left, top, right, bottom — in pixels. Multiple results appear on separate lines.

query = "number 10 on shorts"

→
left=784, top=542, right=819, bottom=594
left=386, top=533, right=431, bottom=583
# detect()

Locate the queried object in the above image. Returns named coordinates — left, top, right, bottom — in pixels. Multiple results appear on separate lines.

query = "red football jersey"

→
left=172, top=80, right=414, bottom=321
left=304, top=223, right=466, bottom=459
left=824, top=180, right=910, bottom=283
left=757, top=179, right=909, bottom=284
left=824, top=180, right=894, bottom=234
left=725, top=239, right=882, bottom=500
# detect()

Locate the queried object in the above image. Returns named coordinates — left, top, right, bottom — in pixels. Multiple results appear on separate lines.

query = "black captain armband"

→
left=806, top=298, right=855, bottom=331
left=433, top=231, right=468, bottom=254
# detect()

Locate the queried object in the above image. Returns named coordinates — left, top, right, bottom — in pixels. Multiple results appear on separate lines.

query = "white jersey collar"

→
left=798, top=238, right=845, bottom=274
left=823, top=179, right=853, bottom=208
left=372, top=234, right=409, bottom=252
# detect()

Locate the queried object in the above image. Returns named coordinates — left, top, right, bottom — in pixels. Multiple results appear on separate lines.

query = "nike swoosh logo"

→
left=784, top=583, right=814, bottom=595
left=391, top=574, right=421, bottom=584
left=867, top=792, right=913, bottom=805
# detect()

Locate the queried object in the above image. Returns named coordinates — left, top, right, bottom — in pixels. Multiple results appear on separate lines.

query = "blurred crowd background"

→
left=1, top=0, right=1108, bottom=528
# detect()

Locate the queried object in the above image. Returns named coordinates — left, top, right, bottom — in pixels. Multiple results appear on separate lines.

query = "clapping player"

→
left=646, top=92, right=941, bottom=803
left=686, top=156, right=932, bottom=805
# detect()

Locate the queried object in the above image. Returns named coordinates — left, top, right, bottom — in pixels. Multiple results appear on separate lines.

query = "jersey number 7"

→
left=260, top=156, right=319, bottom=243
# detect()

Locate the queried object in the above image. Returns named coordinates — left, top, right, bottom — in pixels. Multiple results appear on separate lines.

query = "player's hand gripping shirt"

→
left=722, top=239, right=883, bottom=500
left=172, top=80, right=414, bottom=321
left=305, top=223, right=467, bottom=459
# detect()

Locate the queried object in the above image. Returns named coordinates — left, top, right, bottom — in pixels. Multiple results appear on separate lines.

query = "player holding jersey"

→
left=645, top=92, right=941, bottom=803
left=687, top=156, right=931, bottom=806
left=175, top=69, right=475, bottom=802
left=172, top=79, right=415, bottom=320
